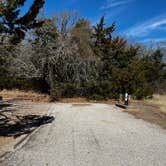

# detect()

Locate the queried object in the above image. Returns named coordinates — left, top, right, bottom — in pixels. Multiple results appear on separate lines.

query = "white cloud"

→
left=99, top=0, right=134, bottom=21
left=100, top=0, right=133, bottom=10
left=140, top=37, right=166, bottom=43
left=124, top=14, right=166, bottom=37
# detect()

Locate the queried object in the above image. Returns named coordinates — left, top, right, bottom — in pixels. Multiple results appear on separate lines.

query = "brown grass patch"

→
left=60, top=97, right=116, bottom=104
left=124, top=96, right=166, bottom=129
left=60, top=97, right=89, bottom=103
left=146, top=94, right=166, bottom=113
left=0, top=137, right=12, bottom=146
left=0, top=89, right=50, bottom=102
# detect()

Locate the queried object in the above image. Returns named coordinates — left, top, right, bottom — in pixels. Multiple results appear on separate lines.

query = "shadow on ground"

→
left=0, top=115, right=54, bottom=137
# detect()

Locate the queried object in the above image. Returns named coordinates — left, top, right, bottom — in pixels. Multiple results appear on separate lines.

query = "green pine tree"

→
left=0, top=0, right=45, bottom=44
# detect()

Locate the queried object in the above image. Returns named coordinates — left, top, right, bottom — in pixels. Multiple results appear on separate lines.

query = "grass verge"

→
left=124, top=95, right=166, bottom=129
left=0, top=89, right=50, bottom=102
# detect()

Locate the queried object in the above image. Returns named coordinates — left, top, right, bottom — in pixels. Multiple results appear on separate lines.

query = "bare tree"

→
left=53, top=11, right=79, bottom=37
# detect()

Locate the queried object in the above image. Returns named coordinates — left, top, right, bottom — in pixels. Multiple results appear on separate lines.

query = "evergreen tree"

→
left=0, top=0, right=45, bottom=44
left=143, top=49, right=165, bottom=93
left=93, top=16, right=116, bottom=58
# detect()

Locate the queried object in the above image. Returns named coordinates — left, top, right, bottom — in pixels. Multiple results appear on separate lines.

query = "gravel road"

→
left=1, top=103, right=166, bottom=166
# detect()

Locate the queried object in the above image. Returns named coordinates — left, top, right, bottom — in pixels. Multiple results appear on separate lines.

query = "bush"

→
left=50, top=87, right=62, bottom=101
left=50, top=82, right=79, bottom=100
left=134, top=85, right=153, bottom=100
left=0, top=77, right=49, bottom=93
left=85, top=80, right=117, bottom=100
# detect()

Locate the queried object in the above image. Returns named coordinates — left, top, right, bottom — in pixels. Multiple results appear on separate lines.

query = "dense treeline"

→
left=0, top=1, right=165, bottom=100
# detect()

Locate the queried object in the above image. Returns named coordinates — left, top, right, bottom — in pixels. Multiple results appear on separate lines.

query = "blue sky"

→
left=23, top=0, right=166, bottom=44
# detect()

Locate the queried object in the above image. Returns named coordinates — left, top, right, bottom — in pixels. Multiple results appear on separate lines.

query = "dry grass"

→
left=0, top=89, right=51, bottom=102
left=0, top=137, right=12, bottom=145
left=146, top=94, right=166, bottom=113
left=123, top=95, right=166, bottom=129
left=60, top=97, right=117, bottom=104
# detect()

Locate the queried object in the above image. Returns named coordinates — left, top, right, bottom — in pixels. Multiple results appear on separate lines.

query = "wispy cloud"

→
left=141, top=37, right=166, bottom=43
left=99, top=0, right=134, bottom=21
left=124, top=14, right=166, bottom=37
left=100, top=0, right=133, bottom=10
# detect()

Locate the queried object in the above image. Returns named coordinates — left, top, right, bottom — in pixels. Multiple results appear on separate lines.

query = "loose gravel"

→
left=1, top=103, right=166, bottom=166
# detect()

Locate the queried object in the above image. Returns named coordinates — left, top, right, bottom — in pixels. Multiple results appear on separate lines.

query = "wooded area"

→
left=0, top=0, right=166, bottom=100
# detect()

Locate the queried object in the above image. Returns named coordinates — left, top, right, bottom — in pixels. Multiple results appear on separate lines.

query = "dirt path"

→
left=1, top=103, right=166, bottom=166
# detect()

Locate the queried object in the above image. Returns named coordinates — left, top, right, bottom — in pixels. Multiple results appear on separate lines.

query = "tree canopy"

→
left=0, top=11, right=165, bottom=100
left=0, top=0, right=45, bottom=44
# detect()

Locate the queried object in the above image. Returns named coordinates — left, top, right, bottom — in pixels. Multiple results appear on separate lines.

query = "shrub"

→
left=50, top=82, right=79, bottom=100
left=0, top=77, right=49, bottom=93
left=134, top=85, right=153, bottom=100
left=85, top=80, right=116, bottom=100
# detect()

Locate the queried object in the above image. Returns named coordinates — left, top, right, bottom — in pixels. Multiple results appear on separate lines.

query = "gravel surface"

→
left=1, top=103, right=166, bottom=166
